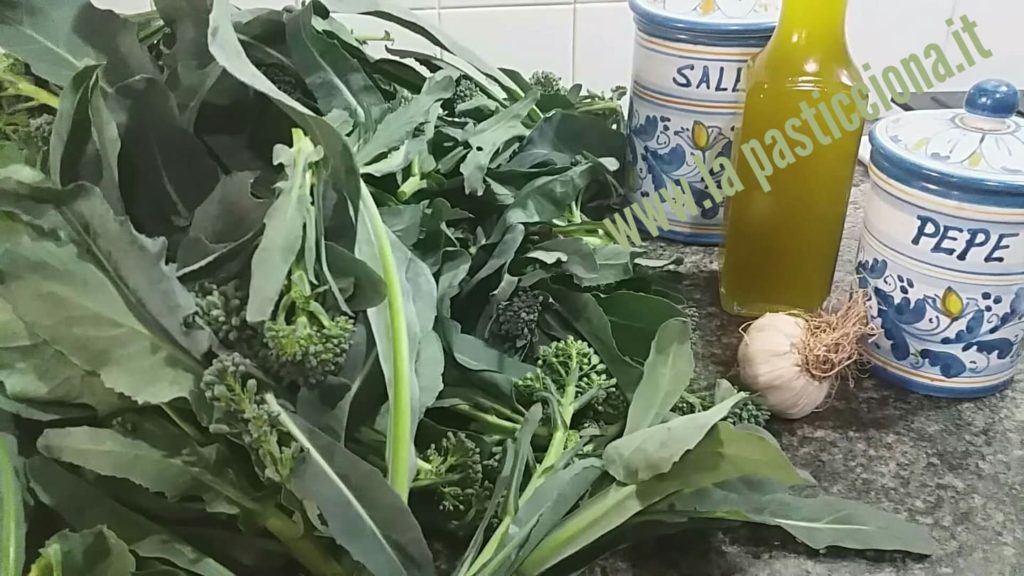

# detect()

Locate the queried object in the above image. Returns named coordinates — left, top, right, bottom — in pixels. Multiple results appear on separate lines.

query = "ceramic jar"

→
left=626, top=0, right=780, bottom=245
left=858, top=79, right=1024, bottom=398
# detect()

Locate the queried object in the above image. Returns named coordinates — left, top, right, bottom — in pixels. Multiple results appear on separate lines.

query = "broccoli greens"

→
left=0, top=1, right=936, bottom=575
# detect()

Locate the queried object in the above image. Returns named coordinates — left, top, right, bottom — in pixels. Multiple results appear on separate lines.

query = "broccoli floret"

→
left=528, top=70, right=567, bottom=96
left=193, top=280, right=262, bottom=353
left=415, top=433, right=484, bottom=525
left=387, top=88, right=414, bottom=114
left=200, top=354, right=301, bottom=483
left=0, top=54, right=57, bottom=168
left=413, top=432, right=503, bottom=534
left=258, top=63, right=307, bottom=102
left=514, top=337, right=623, bottom=430
left=490, top=290, right=546, bottom=353
left=673, top=388, right=771, bottom=428
left=443, top=75, right=483, bottom=114
left=262, top=268, right=355, bottom=386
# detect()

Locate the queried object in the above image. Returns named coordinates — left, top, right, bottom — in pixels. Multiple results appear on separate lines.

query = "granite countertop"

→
left=595, top=165, right=1024, bottom=576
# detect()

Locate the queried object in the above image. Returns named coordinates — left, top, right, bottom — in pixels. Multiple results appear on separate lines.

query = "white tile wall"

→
left=573, top=2, right=633, bottom=89
left=940, top=0, right=1024, bottom=90
left=93, top=0, right=153, bottom=13
left=95, top=0, right=1020, bottom=93
left=439, top=5, right=575, bottom=80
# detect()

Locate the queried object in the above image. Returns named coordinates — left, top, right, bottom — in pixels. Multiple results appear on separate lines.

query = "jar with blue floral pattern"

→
left=858, top=79, right=1024, bottom=398
left=627, top=0, right=780, bottom=245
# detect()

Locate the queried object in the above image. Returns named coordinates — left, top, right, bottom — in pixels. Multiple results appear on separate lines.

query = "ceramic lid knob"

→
left=964, top=79, right=1020, bottom=119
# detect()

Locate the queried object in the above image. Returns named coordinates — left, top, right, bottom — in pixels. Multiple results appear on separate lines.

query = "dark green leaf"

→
left=650, top=476, right=937, bottom=555
left=621, top=318, right=693, bottom=436
left=318, top=0, right=523, bottom=97
left=287, top=3, right=386, bottom=136
left=524, top=238, right=599, bottom=282
left=0, top=0, right=156, bottom=86
left=105, top=75, right=222, bottom=239
left=155, top=0, right=223, bottom=128
left=47, top=181, right=212, bottom=359
left=27, top=457, right=232, bottom=576
left=324, top=242, right=386, bottom=311
left=498, top=161, right=600, bottom=230
left=175, top=172, right=270, bottom=269
left=577, top=245, right=633, bottom=287
left=518, top=424, right=808, bottom=575
left=36, top=427, right=238, bottom=515
left=356, top=70, right=457, bottom=165
left=508, top=111, right=626, bottom=170
left=436, top=248, right=471, bottom=317
left=596, top=291, right=685, bottom=361
left=0, top=342, right=129, bottom=416
left=33, top=527, right=135, bottom=576
left=49, top=66, right=115, bottom=206
left=271, top=406, right=436, bottom=576
left=0, top=223, right=198, bottom=404
left=501, top=458, right=603, bottom=572
left=460, top=93, right=538, bottom=196
left=605, top=392, right=746, bottom=484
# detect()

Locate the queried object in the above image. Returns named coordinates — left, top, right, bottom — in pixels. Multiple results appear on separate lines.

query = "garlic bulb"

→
left=738, top=313, right=830, bottom=419
left=736, top=294, right=876, bottom=420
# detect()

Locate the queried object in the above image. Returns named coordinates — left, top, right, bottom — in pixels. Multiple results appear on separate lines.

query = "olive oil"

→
left=719, top=0, right=863, bottom=316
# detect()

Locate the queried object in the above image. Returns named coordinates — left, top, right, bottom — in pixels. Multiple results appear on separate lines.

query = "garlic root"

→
left=737, top=292, right=877, bottom=419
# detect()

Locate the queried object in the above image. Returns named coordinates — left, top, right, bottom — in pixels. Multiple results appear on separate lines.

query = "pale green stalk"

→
left=0, top=438, right=23, bottom=576
left=468, top=368, right=578, bottom=575
left=359, top=185, right=414, bottom=501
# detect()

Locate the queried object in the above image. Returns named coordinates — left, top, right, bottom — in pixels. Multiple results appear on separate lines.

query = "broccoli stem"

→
left=574, top=101, right=621, bottom=115
left=191, top=463, right=348, bottom=576
left=0, top=71, right=58, bottom=109
left=448, top=404, right=520, bottom=436
left=259, top=508, right=349, bottom=576
left=358, top=183, right=415, bottom=501
left=467, top=371, right=579, bottom=575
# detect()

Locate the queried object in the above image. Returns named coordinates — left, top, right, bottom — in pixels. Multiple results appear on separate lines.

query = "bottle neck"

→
left=774, top=0, right=849, bottom=48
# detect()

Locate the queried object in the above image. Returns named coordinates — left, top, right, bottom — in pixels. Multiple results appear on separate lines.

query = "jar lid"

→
left=629, top=0, right=781, bottom=40
left=869, top=79, right=1024, bottom=207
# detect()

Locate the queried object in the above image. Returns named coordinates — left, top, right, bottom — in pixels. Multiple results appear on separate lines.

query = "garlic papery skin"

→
left=737, top=313, right=830, bottom=419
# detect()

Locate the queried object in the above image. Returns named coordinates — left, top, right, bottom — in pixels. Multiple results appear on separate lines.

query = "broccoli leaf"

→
left=104, top=75, right=223, bottom=240
left=460, top=93, right=538, bottom=196
left=621, top=318, right=694, bottom=436
left=154, top=0, right=223, bottom=128
left=0, top=220, right=198, bottom=404
left=176, top=171, right=270, bottom=269
left=27, top=457, right=233, bottom=576
left=245, top=132, right=321, bottom=323
left=267, top=399, right=436, bottom=576
left=35, top=178, right=213, bottom=359
left=605, top=391, right=747, bottom=484
left=356, top=70, right=458, bottom=166
left=286, top=3, right=386, bottom=137
left=37, top=427, right=240, bottom=516
left=31, top=527, right=136, bottom=576
left=518, top=424, right=808, bottom=575
left=649, top=476, right=938, bottom=555
left=0, top=0, right=156, bottom=87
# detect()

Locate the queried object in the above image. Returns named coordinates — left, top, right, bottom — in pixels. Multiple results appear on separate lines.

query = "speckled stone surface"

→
left=589, top=165, right=1024, bottom=576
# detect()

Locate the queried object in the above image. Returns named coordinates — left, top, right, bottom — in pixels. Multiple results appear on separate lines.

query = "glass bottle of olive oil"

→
left=719, top=0, right=863, bottom=316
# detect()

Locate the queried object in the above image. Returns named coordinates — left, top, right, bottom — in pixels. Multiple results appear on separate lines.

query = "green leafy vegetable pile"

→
left=0, top=1, right=936, bottom=575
